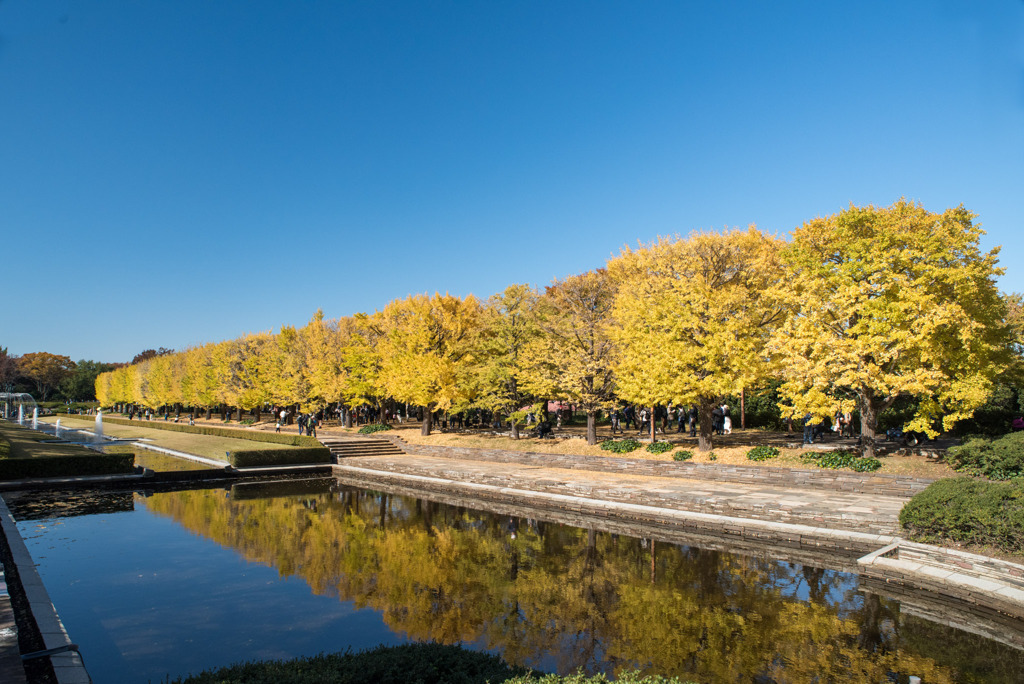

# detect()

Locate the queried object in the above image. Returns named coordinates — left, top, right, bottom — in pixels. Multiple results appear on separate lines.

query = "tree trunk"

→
left=344, top=407, right=353, bottom=428
left=697, top=400, right=715, bottom=452
left=586, top=410, right=597, bottom=445
left=511, top=419, right=520, bottom=440
left=740, top=388, right=746, bottom=429
left=236, top=406, right=243, bottom=422
left=859, top=394, right=880, bottom=459
left=421, top=405, right=434, bottom=436
left=649, top=405, right=656, bottom=442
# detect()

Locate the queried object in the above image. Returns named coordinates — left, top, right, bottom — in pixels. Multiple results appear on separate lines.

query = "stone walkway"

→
left=336, top=452, right=911, bottom=536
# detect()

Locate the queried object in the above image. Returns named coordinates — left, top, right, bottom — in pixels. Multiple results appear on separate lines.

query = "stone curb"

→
left=0, top=497, right=90, bottom=683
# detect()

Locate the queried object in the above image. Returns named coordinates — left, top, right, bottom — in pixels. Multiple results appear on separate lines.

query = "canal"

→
left=4, top=478, right=1024, bottom=683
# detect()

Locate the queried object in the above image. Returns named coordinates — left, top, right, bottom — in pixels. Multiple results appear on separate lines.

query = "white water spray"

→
left=95, top=410, right=104, bottom=443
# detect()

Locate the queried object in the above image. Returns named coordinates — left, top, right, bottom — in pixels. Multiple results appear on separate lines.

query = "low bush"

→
left=708, top=452, right=717, bottom=461
left=173, top=642, right=531, bottom=684
left=673, top=449, right=693, bottom=461
left=600, top=438, right=642, bottom=454
left=358, top=423, right=393, bottom=434
left=900, top=477, right=1024, bottom=555
left=226, top=447, right=331, bottom=468
left=746, top=445, right=779, bottom=462
left=801, top=450, right=882, bottom=472
left=0, top=437, right=8, bottom=458
left=646, top=441, right=675, bottom=454
left=65, top=415, right=322, bottom=447
left=946, top=431, right=1024, bottom=480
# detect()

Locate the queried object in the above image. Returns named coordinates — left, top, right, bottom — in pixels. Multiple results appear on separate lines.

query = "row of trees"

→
left=95, top=200, right=1022, bottom=456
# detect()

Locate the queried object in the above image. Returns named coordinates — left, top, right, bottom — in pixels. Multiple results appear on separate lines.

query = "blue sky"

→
left=3, top=1, right=1023, bottom=363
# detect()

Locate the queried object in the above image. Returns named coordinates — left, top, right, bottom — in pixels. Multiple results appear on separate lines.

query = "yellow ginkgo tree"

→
left=769, top=200, right=1014, bottom=457
left=521, top=270, right=618, bottom=445
left=607, top=228, right=785, bottom=450
left=375, top=293, right=482, bottom=435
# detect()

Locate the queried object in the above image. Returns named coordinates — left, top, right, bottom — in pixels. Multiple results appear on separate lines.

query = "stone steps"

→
left=319, top=437, right=405, bottom=462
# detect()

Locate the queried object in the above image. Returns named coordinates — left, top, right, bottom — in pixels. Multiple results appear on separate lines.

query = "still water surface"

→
left=8, top=480, right=1024, bottom=683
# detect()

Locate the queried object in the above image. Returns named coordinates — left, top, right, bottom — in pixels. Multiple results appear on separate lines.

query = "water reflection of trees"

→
left=141, top=487, right=1024, bottom=683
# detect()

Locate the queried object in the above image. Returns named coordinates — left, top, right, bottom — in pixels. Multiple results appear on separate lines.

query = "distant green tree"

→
left=59, top=360, right=118, bottom=402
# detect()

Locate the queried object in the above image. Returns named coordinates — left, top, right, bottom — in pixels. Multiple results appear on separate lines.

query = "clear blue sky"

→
left=3, top=0, right=1023, bottom=363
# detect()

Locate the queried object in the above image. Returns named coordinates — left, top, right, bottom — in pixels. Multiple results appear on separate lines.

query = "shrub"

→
left=801, top=450, right=882, bottom=472
left=646, top=441, right=675, bottom=454
left=173, top=642, right=531, bottom=684
left=673, top=449, right=694, bottom=461
left=746, top=445, right=779, bottom=461
left=226, top=447, right=331, bottom=468
left=358, top=423, right=393, bottom=434
left=600, top=439, right=642, bottom=454
left=900, top=477, right=1024, bottom=554
left=946, top=431, right=1024, bottom=480
left=708, top=452, right=717, bottom=461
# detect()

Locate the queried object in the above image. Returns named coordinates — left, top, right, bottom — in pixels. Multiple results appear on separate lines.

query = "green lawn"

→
left=44, top=416, right=300, bottom=461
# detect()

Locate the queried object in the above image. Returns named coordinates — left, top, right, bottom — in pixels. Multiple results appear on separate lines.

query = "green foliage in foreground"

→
left=507, top=673, right=696, bottom=684
left=745, top=445, right=779, bottom=461
left=673, top=449, right=694, bottom=461
left=600, top=438, right=642, bottom=454
left=900, top=477, right=1024, bottom=555
left=946, top=431, right=1024, bottom=480
left=227, top=447, right=331, bottom=467
left=800, top=450, right=882, bottom=472
left=170, top=643, right=698, bottom=684
left=358, top=423, right=394, bottom=434
left=645, top=441, right=675, bottom=454
left=172, top=642, right=530, bottom=684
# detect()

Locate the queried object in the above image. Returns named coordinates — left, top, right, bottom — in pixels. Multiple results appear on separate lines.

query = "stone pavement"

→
left=335, top=451, right=910, bottom=536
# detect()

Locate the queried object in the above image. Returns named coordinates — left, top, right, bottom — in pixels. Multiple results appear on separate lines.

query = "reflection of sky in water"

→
left=18, top=508, right=404, bottom=683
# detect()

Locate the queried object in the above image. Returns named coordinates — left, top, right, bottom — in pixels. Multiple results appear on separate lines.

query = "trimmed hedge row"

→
left=0, top=453, right=135, bottom=479
left=71, top=414, right=322, bottom=447
left=227, top=447, right=331, bottom=468
left=899, top=477, right=1024, bottom=554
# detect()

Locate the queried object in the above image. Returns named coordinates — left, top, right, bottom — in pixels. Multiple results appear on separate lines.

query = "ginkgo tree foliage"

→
left=521, top=271, right=618, bottom=445
left=374, top=293, right=482, bottom=435
left=608, top=228, right=786, bottom=450
left=769, top=200, right=1015, bottom=457
left=473, top=284, right=544, bottom=439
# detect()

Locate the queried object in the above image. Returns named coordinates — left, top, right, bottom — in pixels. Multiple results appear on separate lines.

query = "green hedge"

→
left=0, top=453, right=135, bottom=479
left=899, top=477, right=1024, bottom=554
left=173, top=642, right=530, bottom=684
left=71, top=415, right=322, bottom=447
left=0, top=437, right=8, bottom=459
left=673, top=449, right=694, bottom=461
left=646, top=441, right=675, bottom=454
left=946, top=431, right=1024, bottom=480
left=227, top=447, right=331, bottom=468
